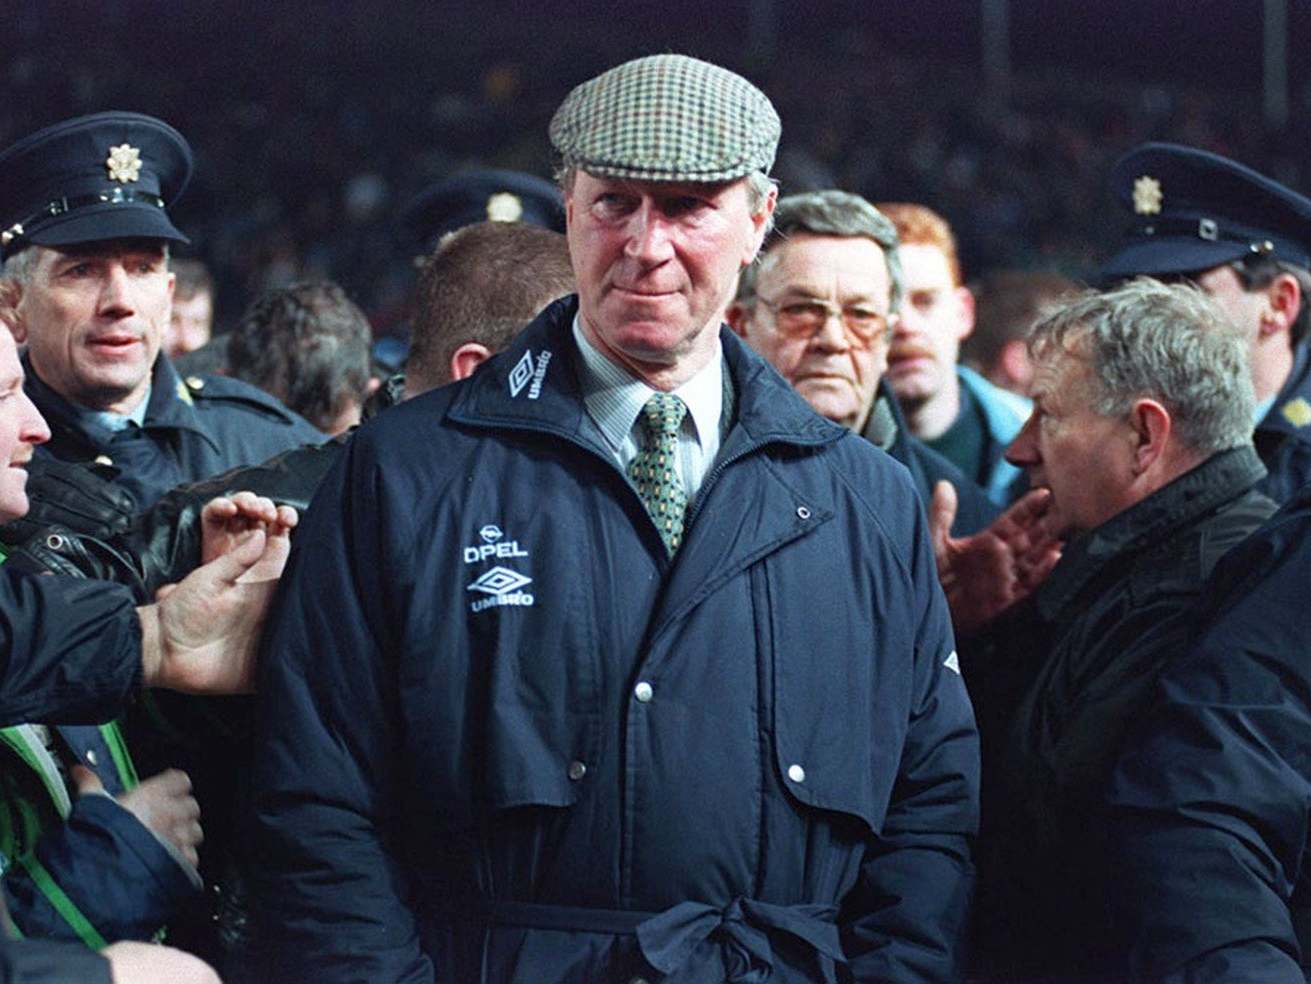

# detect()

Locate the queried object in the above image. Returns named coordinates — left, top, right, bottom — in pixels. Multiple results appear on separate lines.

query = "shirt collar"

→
left=91, top=384, right=151, bottom=431
left=571, top=313, right=723, bottom=452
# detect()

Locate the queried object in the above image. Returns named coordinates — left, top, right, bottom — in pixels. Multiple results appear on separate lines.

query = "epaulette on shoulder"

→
left=180, top=374, right=302, bottom=422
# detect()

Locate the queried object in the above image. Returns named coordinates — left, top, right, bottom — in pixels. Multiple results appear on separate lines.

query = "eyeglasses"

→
left=755, top=295, right=889, bottom=345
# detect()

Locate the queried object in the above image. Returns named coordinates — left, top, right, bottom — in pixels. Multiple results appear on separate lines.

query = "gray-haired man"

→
left=968, top=278, right=1277, bottom=979
left=247, top=54, right=979, bottom=983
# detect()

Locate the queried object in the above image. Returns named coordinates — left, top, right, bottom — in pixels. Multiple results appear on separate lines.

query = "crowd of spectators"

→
left=3, top=3, right=1307, bottom=336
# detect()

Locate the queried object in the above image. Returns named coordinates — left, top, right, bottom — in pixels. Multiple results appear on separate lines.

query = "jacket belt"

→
left=477, top=896, right=846, bottom=983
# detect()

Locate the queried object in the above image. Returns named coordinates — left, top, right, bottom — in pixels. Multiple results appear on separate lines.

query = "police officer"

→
left=1102, top=142, right=1311, bottom=503
left=0, top=111, right=323, bottom=515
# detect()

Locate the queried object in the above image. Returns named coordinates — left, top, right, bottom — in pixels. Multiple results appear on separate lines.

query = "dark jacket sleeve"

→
left=841, top=497, right=980, bottom=982
left=0, top=937, right=110, bottom=984
left=4, top=440, right=341, bottom=603
left=0, top=569, right=140, bottom=727
left=1105, top=513, right=1311, bottom=982
left=244, top=433, right=433, bottom=983
left=3, top=793, right=199, bottom=945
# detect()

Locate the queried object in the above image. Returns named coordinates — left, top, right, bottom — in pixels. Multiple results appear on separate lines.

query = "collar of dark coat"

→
left=445, top=295, right=846, bottom=457
left=1036, top=444, right=1268, bottom=620
left=1259, top=339, right=1311, bottom=438
left=23, top=353, right=218, bottom=455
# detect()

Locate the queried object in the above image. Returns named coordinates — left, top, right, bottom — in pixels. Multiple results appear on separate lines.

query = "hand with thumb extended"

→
left=140, top=523, right=293, bottom=695
left=931, top=481, right=1062, bottom=637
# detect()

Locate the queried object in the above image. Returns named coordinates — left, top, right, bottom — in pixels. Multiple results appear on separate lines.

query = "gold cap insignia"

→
left=1282, top=396, right=1311, bottom=428
left=486, top=192, right=524, bottom=223
left=175, top=378, right=194, bottom=406
left=1133, top=175, right=1163, bottom=215
left=106, top=144, right=143, bottom=184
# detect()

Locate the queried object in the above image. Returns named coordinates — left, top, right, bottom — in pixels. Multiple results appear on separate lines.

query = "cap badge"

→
left=486, top=192, right=524, bottom=223
left=0, top=223, right=23, bottom=247
left=105, top=144, right=143, bottom=184
left=1282, top=396, right=1311, bottom=428
left=1133, top=175, right=1163, bottom=215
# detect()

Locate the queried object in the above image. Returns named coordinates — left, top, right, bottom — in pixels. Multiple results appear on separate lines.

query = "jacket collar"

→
left=1036, top=444, right=1267, bottom=620
left=446, top=295, right=845, bottom=457
left=23, top=353, right=218, bottom=454
left=1260, top=339, right=1311, bottom=438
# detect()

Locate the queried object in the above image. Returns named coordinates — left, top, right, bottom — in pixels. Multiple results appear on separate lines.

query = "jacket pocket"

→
left=760, top=553, right=910, bottom=836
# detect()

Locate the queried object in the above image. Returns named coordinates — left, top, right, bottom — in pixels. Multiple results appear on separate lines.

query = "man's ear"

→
left=0, top=280, right=25, bottom=344
left=955, top=286, right=976, bottom=341
left=1127, top=397, right=1172, bottom=475
left=449, top=342, right=493, bottom=382
left=1262, top=271, right=1302, bottom=338
left=742, top=186, right=777, bottom=264
left=725, top=301, right=752, bottom=339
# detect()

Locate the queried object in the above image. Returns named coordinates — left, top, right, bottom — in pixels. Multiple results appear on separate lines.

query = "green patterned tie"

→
left=629, top=392, right=689, bottom=553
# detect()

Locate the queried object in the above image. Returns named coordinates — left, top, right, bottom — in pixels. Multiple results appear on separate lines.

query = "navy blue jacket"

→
left=1106, top=480, right=1311, bottom=981
left=1255, top=341, right=1311, bottom=504
left=0, top=568, right=139, bottom=728
left=23, top=352, right=323, bottom=513
left=0, top=567, right=147, bottom=984
left=247, top=297, right=980, bottom=983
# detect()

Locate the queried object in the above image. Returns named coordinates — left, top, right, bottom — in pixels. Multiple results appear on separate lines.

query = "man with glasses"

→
left=1102, top=142, right=1311, bottom=503
left=729, top=190, right=997, bottom=536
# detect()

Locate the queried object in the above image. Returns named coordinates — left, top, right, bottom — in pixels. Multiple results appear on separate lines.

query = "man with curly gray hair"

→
left=968, top=277, right=1278, bottom=980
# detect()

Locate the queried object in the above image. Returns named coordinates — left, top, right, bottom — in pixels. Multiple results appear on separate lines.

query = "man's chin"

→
left=795, top=384, right=860, bottom=430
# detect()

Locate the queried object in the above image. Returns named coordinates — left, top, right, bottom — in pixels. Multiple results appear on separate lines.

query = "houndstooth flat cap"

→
left=549, top=54, right=780, bottom=183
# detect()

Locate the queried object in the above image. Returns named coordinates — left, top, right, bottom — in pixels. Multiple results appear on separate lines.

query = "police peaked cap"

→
left=0, top=111, right=192, bottom=260
left=399, top=169, right=565, bottom=257
left=1102, top=142, right=1311, bottom=280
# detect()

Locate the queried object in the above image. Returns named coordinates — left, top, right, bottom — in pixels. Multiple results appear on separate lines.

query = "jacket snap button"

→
left=787, top=763, right=805, bottom=783
left=633, top=681, right=653, bottom=703
left=796, top=505, right=811, bottom=520
left=45, top=534, right=65, bottom=549
left=567, top=760, right=587, bottom=781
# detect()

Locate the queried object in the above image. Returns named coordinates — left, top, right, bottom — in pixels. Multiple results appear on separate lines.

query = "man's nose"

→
left=809, top=306, right=852, bottom=352
left=622, top=202, right=674, bottom=263
left=97, top=264, right=136, bottom=316
left=20, top=392, right=50, bottom=446
left=1004, top=412, right=1039, bottom=466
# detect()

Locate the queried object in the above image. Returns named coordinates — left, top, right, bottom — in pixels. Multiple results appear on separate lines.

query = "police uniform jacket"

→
left=247, top=296, right=981, bottom=983
left=1107, top=478, right=1311, bottom=981
left=966, top=445, right=1274, bottom=978
left=1256, top=340, right=1311, bottom=504
left=22, top=352, right=323, bottom=513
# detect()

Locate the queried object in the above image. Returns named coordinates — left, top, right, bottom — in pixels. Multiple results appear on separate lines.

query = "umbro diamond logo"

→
left=467, top=566, right=532, bottom=596
left=508, top=351, right=534, bottom=397
left=508, top=349, right=552, bottom=399
left=466, top=566, right=535, bottom=613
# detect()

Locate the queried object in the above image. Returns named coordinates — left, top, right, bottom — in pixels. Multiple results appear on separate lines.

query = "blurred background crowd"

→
left=4, top=0, right=1308, bottom=337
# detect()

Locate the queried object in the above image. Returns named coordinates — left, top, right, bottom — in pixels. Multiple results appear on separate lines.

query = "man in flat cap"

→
left=1103, top=142, right=1311, bottom=503
left=0, top=111, right=323, bottom=516
left=247, top=54, right=979, bottom=983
